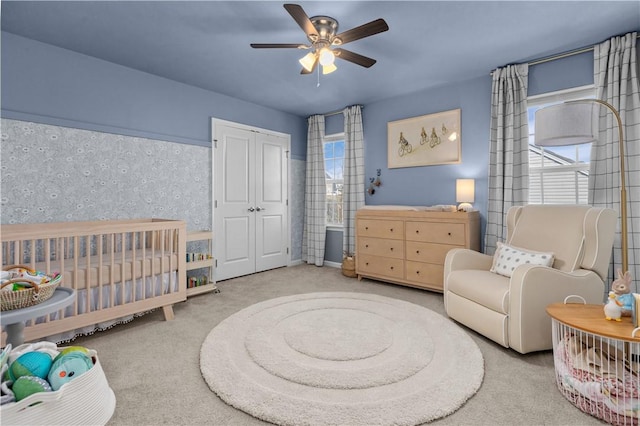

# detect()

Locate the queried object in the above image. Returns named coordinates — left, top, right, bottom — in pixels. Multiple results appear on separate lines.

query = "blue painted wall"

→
left=322, top=76, right=492, bottom=263
left=363, top=76, right=491, bottom=211
left=0, top=32, right=307, bottom=159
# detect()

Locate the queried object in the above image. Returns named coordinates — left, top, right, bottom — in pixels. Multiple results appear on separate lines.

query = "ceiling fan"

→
left=250, top=3, right=389, bottom=75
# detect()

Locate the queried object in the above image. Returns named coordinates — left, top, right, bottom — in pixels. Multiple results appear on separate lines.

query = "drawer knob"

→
left=390, top=247, right=394, bottom=251
left=415, top=230, right=419, bottom=234
left=416, top=270, right=420, bottom=274
left=366, top=262, right=369, bottom=266
left=416, top=250, right=420, bottom=254
left=365, top=227, right=369, bottom=230
left=390, top=266, right=394, bottom=270
left=448, top=232, right=452, bottom=236
left=365, top=244, right=369, bottom=248
left=390, top=228, right=394, bottom=232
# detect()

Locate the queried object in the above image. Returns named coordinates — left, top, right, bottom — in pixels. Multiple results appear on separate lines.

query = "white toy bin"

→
left=1, top=349, right=116, bottom=425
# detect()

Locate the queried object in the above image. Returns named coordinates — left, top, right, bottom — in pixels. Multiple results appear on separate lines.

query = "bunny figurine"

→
left=611, top=269, right=634, bottom=316
left=604, top=291, right=623, bottom=321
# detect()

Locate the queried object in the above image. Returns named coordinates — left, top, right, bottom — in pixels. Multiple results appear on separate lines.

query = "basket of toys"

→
left=1, top=265, right=62, bottom=311
left=0, top=342, right=116, bottom=425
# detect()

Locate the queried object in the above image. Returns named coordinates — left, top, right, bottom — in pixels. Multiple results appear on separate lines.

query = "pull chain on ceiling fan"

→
left=250, top=3, right=389, bottom=75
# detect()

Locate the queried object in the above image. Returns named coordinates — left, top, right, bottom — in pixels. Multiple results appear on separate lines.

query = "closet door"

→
left=213, top=120, right=289, bottom=281
left=214, top=124, right=256, bottom=281
left=255, top=132, right=289, bottom=273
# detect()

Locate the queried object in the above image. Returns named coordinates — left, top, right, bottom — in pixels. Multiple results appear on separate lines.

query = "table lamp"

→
left=456, top=179, right=475, bottom=211
left=534, top=99, right=628, bottom=274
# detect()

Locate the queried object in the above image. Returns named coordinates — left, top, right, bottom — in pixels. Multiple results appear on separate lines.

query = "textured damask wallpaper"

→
left=1, top=119, right=304, bottom=261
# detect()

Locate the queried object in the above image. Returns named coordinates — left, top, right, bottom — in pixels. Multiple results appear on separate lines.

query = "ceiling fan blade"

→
left=284, top=4, right=318, bottom=40
left=334, top=18, right=389, bottom=45
left=300, top=56, right=319, bottom=75
left=250, top=43, right=307, bottom=49
left=334, top=48, right=377, bottom=68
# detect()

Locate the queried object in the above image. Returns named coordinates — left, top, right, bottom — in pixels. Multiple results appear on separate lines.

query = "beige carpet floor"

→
left=69, top=264, right=601, bottom=425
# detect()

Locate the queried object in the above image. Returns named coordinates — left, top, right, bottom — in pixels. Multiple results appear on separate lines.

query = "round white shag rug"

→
left=200, top=292, right=484, bottom=426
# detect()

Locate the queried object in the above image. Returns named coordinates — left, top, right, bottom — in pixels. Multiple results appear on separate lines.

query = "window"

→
left=527, top=86, right=595, bottom=204
left=324, top=134, right=344, bottom=226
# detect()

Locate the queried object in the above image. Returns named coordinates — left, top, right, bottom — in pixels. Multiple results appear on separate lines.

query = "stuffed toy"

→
left=8, top=351, right=52, bottom=382
left=47, top=350, right=93, bottom=391
left=612, top=269, right=634, bottom=316
left=604, top=291, right=624, bottom=321
left=12, top=376, right=52, bottom=401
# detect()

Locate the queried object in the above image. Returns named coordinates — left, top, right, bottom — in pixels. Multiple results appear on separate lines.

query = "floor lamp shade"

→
left=534, top=102, right=599, bottom=146
left=534, top=99, right=628, bottom=273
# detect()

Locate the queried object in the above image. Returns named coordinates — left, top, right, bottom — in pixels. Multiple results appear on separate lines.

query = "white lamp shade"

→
left=322, top=63, right=337, bottom=75
left=299, top=52, right=317, bottom=72
left=319, top=48, right=335, bottom=66
left=456, top=179, right=475, bottom=203
left=534, top=102, right=599, bottom=147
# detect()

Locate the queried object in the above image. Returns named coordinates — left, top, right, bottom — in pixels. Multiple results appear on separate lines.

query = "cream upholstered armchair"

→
left=443, top=205, right=617, bottom=354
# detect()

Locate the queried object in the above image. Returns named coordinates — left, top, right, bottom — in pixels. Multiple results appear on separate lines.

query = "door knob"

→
left=248, top=207, right=255, bottom=212
left=256, top=207, right=266, bottom=211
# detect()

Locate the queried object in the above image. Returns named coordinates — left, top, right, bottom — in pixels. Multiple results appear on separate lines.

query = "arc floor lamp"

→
left=534, top=99, right=628, bottom=274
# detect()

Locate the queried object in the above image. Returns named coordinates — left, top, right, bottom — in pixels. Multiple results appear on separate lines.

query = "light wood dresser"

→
left=355, top=208, right=480, bottom=292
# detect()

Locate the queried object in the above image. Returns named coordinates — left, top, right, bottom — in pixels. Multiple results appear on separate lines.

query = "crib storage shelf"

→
left=186, top=230, right=218, bottom=297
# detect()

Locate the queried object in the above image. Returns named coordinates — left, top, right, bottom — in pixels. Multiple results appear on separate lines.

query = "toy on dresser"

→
left=604, top=291, right=624, bottom=321
left=0, top=342, right=93, bottom=404
left=611, top=269, right=634, bottom=316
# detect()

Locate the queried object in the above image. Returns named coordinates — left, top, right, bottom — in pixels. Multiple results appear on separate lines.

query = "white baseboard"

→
left=288, top=259, right=341, bottom=269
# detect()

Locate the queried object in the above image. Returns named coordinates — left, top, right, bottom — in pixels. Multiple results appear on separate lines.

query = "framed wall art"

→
left=387, top=108, right=461, bottom=168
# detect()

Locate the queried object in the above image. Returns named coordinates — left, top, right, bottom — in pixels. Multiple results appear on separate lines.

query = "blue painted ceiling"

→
left=2, top=1, right=638, bottom=117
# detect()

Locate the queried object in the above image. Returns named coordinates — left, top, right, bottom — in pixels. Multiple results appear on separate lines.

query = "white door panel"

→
left=256, top=213, right=286, bottom=271
left=224, top=137, right=251, bottom=203
left=255, top=133, right=288, bottom=272
left=223, top=216, right=252, bottom=262
left=215, top=124, right=255, bottom=281
left=214, top=120, right=289, bottom=281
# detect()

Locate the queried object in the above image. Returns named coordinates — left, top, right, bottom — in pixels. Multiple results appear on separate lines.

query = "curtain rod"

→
left=528, top=45, right=594, bottom=67
left=492, top=33, right=639, bottom=73
left=309, top=105, right=364, bottom=119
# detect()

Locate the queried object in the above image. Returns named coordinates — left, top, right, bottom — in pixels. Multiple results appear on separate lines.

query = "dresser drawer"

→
left=358, top=237, right=404, bottom=259
left=357, top=219, right=403, bottom=240
left=406, top=221, right=466, bottom=245
left=405, top=242, right=458, bottom=264
left=405, top=261, right=444, bottom=289
left=357, top=254, right=404, bottom=280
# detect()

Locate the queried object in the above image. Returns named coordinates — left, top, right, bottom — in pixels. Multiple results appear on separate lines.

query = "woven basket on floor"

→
left=1, top=348, right=116, bottom=425
left=1, top=265, right=62, bottom=311
left=342, top=256, right=357, bottom=278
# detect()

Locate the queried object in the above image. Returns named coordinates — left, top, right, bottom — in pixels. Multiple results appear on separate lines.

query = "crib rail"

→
left=1, top=219, right=187, bottom=344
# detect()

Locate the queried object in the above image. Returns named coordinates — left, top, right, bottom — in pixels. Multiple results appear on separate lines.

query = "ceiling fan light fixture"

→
left=318, top=47, right=335, bottom=66
left=322, top=63, right=337, bottom=75
left=251, top=4, right=389, bottom=76
left=299, top=52, right=317, bottom=72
